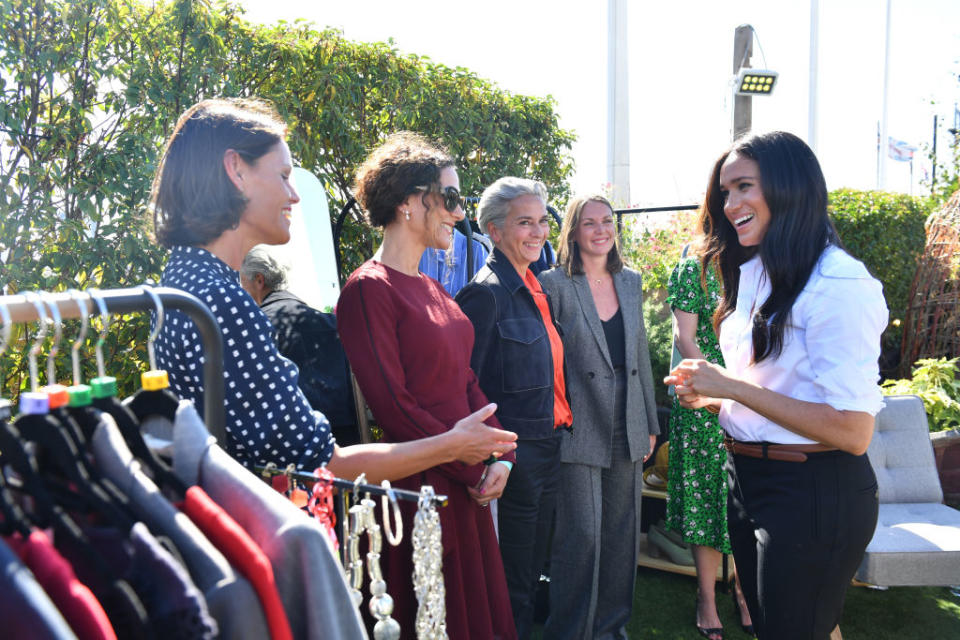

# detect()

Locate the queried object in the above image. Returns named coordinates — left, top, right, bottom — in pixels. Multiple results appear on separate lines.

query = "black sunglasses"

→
left=416, top=185, right=463, bottom=213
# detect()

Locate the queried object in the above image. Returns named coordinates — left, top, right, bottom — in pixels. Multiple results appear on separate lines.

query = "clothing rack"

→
left=1, top=286, right=227, bottom=444
left=253, top=464, right=449, bottom=507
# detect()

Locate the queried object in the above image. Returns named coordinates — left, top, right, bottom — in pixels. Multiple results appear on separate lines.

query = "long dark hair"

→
left=701, top=131, right=840, bottom=363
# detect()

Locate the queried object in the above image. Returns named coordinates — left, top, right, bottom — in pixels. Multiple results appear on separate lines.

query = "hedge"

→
left=829, top=188, right=933, bottom=372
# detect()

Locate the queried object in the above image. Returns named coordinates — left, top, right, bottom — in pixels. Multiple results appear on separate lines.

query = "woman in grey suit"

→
left=539, top=194, right=660, bottom=640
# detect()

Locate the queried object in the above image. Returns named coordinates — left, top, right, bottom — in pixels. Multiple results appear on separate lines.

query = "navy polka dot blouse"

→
left=155, top=246, right=336, bottom=469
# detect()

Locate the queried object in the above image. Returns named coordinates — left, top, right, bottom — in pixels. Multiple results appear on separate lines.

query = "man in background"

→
left=241, top=246, right=360, bottom=445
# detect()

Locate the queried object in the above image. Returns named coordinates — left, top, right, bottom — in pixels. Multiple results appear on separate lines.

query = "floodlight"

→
left=735, top=69, right=778, bottom=96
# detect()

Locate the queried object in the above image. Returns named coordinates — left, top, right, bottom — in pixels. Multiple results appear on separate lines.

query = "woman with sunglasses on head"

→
left=538, top=194, right=660, bottom=640
left=665, top=131, right=887, bottom=640
left=336, top=132, right=517, bottom=640
left=152, top=100, right=516, bottom=479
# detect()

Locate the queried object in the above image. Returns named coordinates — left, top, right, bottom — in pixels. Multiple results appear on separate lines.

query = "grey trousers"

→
left=544, top=413, right=642, bottom=638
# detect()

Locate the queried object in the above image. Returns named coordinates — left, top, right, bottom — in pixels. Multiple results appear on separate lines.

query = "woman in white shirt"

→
left=666, top=131, right=887, bottom=640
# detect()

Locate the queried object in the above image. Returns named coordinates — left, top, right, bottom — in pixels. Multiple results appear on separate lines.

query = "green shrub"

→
left=829, top=189, right=933, bottom=368
left=881, top=357, right=960, bottom=432
left=0, top=0, right=574, bottom=398
left=621, top=210, right=699, bottom=294
left=642, top=295, right=674, bottom=408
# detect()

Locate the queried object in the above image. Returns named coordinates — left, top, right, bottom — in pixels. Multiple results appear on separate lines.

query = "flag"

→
left=888, top=137, right=917, bottom=162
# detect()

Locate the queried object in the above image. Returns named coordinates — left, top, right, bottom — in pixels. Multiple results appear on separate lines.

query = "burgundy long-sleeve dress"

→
left=336, top=260, right=517, bottom=640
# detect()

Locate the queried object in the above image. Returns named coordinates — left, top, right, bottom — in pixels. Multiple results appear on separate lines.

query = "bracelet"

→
left=705, top=404, right=720, bottom=415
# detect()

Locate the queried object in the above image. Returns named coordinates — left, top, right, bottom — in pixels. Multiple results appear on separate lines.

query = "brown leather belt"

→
left=723, top=436, right=837, bottom=463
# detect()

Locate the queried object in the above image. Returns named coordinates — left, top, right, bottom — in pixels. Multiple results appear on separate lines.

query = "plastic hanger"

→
left=0, top=298, right=33, bottom=536
left=86, top=288, right=155, bottom=455
left=38, top=293, right=88, bottom=449
left=61, top=290, right=119, bottom=443
left=125, top=285, right=182, bottom=425
left=62, top=289, right=97, bottom=441
left=14, top=293, right=135, bottom=531
left=87, top=287, right=187, bottom=496
left=0, top=293, right=62, bottom=526
left=54, top=291, right=151, bottom=507
left=0, top=292, right=138, bottom=601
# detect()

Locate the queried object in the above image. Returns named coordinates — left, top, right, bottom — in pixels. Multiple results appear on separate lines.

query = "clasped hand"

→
left=664, top=359, right=734, bottom=411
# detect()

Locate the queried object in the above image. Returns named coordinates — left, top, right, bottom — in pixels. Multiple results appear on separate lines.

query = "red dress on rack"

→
left=337, top=260, right=517, bottom=640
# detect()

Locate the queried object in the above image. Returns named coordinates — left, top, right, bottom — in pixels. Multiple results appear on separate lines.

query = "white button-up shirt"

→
left=719, top=245, right=888, bottom=444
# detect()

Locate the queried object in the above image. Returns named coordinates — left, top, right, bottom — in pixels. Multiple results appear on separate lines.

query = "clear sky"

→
left=237, top=0, right=960, bottom=207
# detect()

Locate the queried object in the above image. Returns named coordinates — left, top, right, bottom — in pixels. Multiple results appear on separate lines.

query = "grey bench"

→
left=856, top=394, right=960, bottom=586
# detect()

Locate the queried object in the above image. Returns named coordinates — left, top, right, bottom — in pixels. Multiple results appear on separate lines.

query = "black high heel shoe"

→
left=732, top=588, right=756, bottom=637
left=696, top=591, right=724, bottom=640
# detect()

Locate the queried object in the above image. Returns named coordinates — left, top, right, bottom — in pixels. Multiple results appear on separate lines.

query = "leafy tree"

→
left=0, top=0, right=574, bottom=396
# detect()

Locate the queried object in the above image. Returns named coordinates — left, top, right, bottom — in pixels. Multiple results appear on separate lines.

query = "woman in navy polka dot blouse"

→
left=150, top=98, right=517, bottom=477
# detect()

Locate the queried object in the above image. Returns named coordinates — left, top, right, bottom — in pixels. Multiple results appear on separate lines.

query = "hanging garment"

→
left=89, top=412, right=269, bottom=639
left=171, top=400, right=367, bottom=640
left=82, top=523, right=218, bottom=640
left=52, top=537, right=152, bottom=640
left=179, top=485, right=293, bottom=640
left=0, top=536, right=80, bottom=640
left=5, top=528, right=117, bottom=640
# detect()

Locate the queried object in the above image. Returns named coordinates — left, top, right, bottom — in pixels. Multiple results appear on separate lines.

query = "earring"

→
left=404, top=209, right=411, bottom=221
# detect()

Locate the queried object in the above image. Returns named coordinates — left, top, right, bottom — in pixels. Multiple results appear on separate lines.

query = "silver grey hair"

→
left=477, top=177, right=548, bottom=234
left=240, top=245, right=288, bottom=291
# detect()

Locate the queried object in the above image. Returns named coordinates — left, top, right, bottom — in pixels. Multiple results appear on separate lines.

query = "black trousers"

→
left=497, top=433, right=562, bottom=640
left=726, top=448, right=878, bottom=640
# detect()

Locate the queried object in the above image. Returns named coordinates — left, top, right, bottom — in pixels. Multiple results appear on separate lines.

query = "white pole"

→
left=607, top=0, right=630, bottom=205
left=878, top=0, right=892, bottom=189
left=808, top=0, right=820, bottom=155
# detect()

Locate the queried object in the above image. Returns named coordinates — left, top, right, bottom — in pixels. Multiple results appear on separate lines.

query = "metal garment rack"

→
left=1, top=286, right=227, bottom=444
left=253, top=464, right=448, bottom=507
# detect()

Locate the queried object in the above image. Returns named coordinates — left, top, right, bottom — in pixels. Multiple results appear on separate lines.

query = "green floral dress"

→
left=664, top=256, right=731, bottom=553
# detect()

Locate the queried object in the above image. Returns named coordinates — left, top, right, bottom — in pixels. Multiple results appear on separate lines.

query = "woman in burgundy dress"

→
left=337, top=132, right=517, bottom=640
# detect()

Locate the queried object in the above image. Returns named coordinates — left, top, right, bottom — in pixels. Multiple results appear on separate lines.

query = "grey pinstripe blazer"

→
left=538, top=266, right=660, bottom=467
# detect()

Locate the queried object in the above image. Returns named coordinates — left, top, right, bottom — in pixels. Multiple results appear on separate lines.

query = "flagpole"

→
left=878, top=0, right=892, bottom=189
left=876, top=121, right=881, bottom=188
left=808, top=0, right=820, bottom=154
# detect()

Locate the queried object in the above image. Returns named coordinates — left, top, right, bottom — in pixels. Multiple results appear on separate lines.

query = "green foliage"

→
left=642, top=295, right=673, bottom=408
left=829, top=189, right=931, bottom=330
left=881, top=357, right=960, bottom=432
left=0, top=0, right=574, bottom=398
left=620, top=210, right=699, bottom=294
left=828, top=188, right=933, bottom=370
left=622, top=210, right=698, bottom=407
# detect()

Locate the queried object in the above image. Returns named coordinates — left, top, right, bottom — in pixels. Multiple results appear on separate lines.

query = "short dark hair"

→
left=353, top=131, right=455, bottom=228
left=556, top=194, right=624, bottom=276
left=151, top=98, right=287, bottom=248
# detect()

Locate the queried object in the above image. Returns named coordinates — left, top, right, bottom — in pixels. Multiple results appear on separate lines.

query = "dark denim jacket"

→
left=455, top=248, right=565, bottom=440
